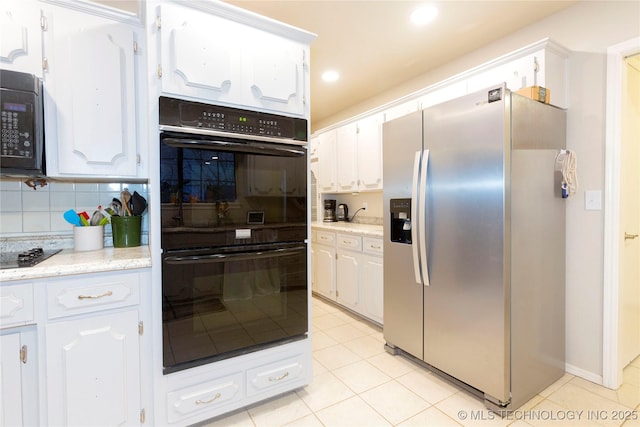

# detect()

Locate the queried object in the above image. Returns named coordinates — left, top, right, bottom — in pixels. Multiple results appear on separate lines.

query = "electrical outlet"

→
left=362, top=202, right=368, bottom=210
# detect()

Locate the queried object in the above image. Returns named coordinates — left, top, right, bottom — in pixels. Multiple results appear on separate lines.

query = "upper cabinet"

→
left=41, top=3, right=146, bottom=178
left=314, top=39, right=568, bottom=193
left=158, top=2, right=314, bottom=117
left=465, top=41, right=568, bottom=108
left=0, top=0, right=43, bottom=77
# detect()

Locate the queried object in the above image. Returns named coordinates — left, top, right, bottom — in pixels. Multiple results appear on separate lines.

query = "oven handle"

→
left=163, top=246, right=305, bottom=264
left=162, top=137, right=306, bottom=157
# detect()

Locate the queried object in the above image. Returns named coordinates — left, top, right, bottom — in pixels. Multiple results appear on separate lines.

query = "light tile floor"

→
left=204, top=296, right=640, bottom=427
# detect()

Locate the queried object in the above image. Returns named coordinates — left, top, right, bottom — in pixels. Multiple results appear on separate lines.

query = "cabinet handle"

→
left=20, top=345, right=27, bottom=364
left=625, top=232, right=639, bottom=241
left=195, top=393, right=221, bottom=405
left=269, top=371, right=289, bottom=382
left=77, top=290, right=113, bottom=300
left=369, top=245, right=381, bottom=249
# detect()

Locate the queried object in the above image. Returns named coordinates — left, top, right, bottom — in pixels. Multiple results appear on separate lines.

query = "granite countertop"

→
left=312, top=221, right=383, bottom=237
left=0, top=246, right=151, bottom=282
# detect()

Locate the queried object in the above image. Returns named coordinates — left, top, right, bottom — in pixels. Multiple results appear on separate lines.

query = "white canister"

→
left=73, top=225, right=104, bottom=251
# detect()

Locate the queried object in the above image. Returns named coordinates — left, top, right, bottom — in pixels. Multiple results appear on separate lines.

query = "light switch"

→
left=585, top=190, right=602, bottom=211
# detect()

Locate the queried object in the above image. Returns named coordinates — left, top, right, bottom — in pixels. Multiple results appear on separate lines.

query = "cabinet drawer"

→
left=0, top=283, right=34, bottom=328
left=47, top=272, right=140, bottom=319
left=316, top=231, right=335, bottom=245
left=246, top=355, right=305, bottom=397
left=337, top=234, right=362, bottom=251
left=167, top=373, right=243, bottom=423
left=363, top=237, right=383, bottom=255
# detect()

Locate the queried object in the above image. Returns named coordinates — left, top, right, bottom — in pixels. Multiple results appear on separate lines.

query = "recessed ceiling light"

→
left=322, top=70, right=340, bottom=83
left=410, top=5, right=438, bottom=26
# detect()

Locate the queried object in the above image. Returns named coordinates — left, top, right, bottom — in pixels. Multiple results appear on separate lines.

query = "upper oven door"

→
left=160, top=132, right=307, bottom=250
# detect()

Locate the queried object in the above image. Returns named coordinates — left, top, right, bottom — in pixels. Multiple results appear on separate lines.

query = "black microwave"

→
left=0, top=69, right=45, bottom=177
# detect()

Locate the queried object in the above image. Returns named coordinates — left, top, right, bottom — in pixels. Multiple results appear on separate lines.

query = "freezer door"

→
left=422, top=86, right=510, bottom=404
left=382, top=111, right=424, bottom=359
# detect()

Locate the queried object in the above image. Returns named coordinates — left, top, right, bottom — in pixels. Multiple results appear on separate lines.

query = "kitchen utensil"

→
left=63, top=209, right=82, bottom=226
left=90, top=210, right=106, bottom=226
left=110, top=198, right=122, bottom=216
left=121, top=190, right=132, bottom=216
left=130, top=191, right=147, bottom=216
left=78, top=211, right=90, bottom=226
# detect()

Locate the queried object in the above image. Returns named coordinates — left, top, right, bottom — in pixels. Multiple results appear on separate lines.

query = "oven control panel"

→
left=159, top=96, right=308, bottom=142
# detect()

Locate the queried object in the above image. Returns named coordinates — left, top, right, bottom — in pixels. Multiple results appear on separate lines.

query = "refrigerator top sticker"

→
left=488, top=87, right=503, bottom=103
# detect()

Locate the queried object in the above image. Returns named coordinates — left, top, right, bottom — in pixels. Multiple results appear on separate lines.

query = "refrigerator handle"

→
left=419, top=149, right=431, bottom=287
left=411, top=151, right=422, bottom=285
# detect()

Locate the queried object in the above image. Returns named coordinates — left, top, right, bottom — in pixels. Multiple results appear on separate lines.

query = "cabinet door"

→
left=318, top=130, right=337, bottom=192
left=361, top=254, right=384, bottom=324
left=0, top=0, right=43, bottom=76
left=336, top=250, right=361, bottom=312
left=336, top=123, right=358, bottom=192
left=43, top=5, right=139, bottom=178
left=245, top=32, right=307, bottom=116
left=0, top=328, right=38, bottom=427
left=160, top=3, right=242, bottom=104
left=356, top=114, right=383, bottom=191
left=46, top=310, right=140, bottom=426
left=314, top=245, right=336, bottom=300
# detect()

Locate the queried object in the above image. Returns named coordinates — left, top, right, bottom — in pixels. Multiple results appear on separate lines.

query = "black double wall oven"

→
left=159, top=97, right=308, bottom=373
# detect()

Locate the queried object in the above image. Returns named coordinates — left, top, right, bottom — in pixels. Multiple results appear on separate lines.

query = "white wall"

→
left=315, top=1, right=640, bottom=383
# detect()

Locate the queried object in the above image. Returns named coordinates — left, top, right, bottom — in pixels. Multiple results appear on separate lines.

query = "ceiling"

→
left=225, top=1, right=577, bottom=126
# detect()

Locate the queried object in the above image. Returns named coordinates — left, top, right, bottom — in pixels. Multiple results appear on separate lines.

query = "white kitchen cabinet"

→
left=158, top=2, right=311, bottom=116
left=465, top=41, right=568, bottom=108
left=416, top=80, right=468, bottom=111
left=310, top=230, right=317, bottom=292
left=361, top=237, right=384, bottom=325
left=312, top=228, right=383, bottom=325
left=0, top=327, right=38, bottom=427
left=336, top=234, right=362, bottom=312
left=356, top=113, right=384, bottom=191
left=312, top=231, right=337, bottom=300
left=42, top=3, right=144, bottom=178
left=0, top=0, right=43, bottom=77
left=45, top=309, right=140, bottom=426
left=336, top=123, right=358, bottom=192
left=44, top=270, right=146, bottom=426
left=384, top=99, right=419, bottom=122
left=317, top=130, right=337, bottom=192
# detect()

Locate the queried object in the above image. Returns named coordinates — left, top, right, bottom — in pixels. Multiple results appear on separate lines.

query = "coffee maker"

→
left=323, top=199, right=337, bottom=222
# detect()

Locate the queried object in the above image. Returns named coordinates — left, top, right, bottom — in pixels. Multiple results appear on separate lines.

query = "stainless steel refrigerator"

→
left=382, top=84, right=566, bottom=411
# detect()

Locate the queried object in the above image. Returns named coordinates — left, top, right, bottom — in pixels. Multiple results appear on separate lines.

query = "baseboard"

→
left=565, top=362, right=604, bottom=386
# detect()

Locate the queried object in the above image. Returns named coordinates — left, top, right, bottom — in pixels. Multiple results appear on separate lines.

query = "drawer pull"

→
left=77, top=291, right=113, bottom=300
left=195, top=392, right=221, bottom=405
left=268, top=371, right=289, bottom=382
left=369, top=245, right=381, bottom=249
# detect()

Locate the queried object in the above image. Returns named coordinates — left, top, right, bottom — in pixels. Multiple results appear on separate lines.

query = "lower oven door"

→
left=162, top=243, right=308, bottom=373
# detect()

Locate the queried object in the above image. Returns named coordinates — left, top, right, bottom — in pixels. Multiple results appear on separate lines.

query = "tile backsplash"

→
left=0, top=178, right=148, bottom=247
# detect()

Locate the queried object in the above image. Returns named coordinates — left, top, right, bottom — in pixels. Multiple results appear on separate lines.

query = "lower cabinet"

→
left=0, top=268, right=150, bottom=426
left=43, top=270, right=146, bottom=426
left=163, top=341, right=311, bottom=425
left=336, top=234, right=362, bottom=312
left=312, top=231, right=337, bottom=300
left=312, top=229, right=383, bottom=324
left=0, top=327, right=38, bottom=427
left=45, top=310, right=141, bottom=426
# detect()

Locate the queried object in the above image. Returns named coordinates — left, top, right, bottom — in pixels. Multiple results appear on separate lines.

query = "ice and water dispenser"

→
left=390, top=198, right=412, bottom=244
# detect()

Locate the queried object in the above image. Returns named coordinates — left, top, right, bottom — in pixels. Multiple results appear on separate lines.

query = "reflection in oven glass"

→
left=162, top=247, right=307, bottom=371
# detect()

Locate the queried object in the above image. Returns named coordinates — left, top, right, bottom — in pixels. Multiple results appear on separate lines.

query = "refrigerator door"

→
left=422, top=86, right=510, bottom=404
left=382, top=110, right=424, bottom=359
